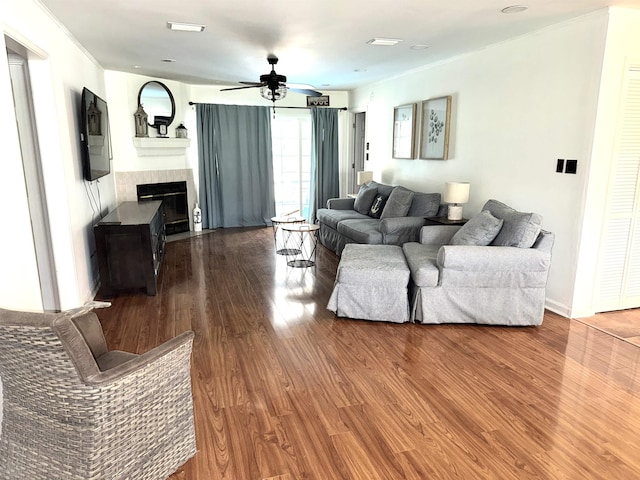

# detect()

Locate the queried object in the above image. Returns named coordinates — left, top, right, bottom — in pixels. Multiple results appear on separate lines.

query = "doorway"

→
left=351, top=112, right=366, bottom=194
left=6, top=39, right=60, bottom=311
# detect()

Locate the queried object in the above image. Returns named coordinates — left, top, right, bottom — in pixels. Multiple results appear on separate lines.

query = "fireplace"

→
left=137, top=181, right=189, bottom=235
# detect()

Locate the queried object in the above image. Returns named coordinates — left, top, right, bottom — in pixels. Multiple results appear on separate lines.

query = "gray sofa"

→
left=317, top=181, right=442, bottom=255
left=402, top=199, right=554, bottom=325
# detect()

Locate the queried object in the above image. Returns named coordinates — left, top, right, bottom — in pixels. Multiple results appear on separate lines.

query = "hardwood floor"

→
left=578, top=309, right=640, bottom=347
left=96, top=227, right=640, bottom=479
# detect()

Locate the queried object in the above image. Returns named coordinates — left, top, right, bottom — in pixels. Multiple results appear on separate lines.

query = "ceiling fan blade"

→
left=220, top=85, right=262, bottom=92
left=239, top=81, right=263, bottom=86
left=288, top=87, right=323, bottom=97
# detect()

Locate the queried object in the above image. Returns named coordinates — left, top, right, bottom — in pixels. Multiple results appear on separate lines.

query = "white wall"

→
left=0, top=0, right=116, bottom=312
left=105, top=71, right=196, bottom=173
left=351, top=10, right=609, bottom=316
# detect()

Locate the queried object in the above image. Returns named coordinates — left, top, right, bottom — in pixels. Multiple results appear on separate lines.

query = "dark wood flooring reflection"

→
left=96, top=227, right=640, bottom=479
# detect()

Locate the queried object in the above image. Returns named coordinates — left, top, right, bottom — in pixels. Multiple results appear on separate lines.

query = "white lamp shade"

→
left=357, top=171, right=374, bottom=185
left=444, top=182, right=470, bottom=204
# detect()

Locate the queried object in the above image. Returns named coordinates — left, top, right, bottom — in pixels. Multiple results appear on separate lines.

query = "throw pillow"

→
left=380, top=187, right=415, bottom=219
left=450, top=210, right=504, bottom=246
left=407, top=192, right=441, bottom=217
left=353, top=183, right=378, bottom=214
left=368, top=194, right=388, bottom=219
left=483, top=199, right=543, bottom=248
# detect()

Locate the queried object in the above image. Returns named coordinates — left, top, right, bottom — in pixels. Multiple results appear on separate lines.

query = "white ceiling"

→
left=37, top=0, right=640, bottom=91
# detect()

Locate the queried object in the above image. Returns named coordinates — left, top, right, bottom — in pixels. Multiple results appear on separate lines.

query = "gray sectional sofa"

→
left=317, top=181, right=442, bottom=255
left=328, top=199, right=554, bottom=326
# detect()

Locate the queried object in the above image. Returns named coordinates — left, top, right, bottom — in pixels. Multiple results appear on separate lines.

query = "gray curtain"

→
left=309, top=108, right=340, bottom=222
left=196, top=104, right=275, bottom=228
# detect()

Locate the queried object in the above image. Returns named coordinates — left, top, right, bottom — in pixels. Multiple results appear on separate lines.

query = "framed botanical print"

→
left=392, top=103, right=416, bottom=159
left=420, top=96, right=452, bottom=160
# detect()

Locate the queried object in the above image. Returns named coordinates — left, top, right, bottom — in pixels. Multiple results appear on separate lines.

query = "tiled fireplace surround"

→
left=115, top=169, right=197, bottom=230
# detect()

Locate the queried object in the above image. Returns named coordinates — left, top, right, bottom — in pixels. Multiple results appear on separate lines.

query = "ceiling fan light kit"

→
left=220, top=55, right=323, bottom=109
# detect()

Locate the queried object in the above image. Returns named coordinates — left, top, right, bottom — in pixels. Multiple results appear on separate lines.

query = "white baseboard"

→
left=545, top=298, right=572, bottom=318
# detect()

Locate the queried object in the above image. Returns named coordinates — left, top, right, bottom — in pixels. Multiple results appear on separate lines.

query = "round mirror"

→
left=137, top=81, right=175, bottom=129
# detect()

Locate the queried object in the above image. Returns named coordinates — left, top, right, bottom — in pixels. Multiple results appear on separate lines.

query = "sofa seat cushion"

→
left=317, top=208, right=369, bottom=230
left=402, top=242, right=440, bottom=287
left=337, top=218, right=383, bottom=244
left=483, top=199, right=542, bottom=248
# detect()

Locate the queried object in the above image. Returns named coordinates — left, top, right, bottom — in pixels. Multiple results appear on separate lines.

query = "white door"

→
left=595, top=64, right=640, bottom=312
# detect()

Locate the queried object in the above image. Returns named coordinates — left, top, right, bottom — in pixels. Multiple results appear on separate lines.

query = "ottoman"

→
left=327, top=244, right=411, bottom=323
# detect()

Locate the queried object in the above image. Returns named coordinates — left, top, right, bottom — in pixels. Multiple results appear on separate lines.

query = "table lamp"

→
left=444, top=182, right=470, bottom=220
left=356, top=170, right=374, bottom=186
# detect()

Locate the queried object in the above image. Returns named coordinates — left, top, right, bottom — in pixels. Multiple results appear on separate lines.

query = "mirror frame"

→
left=137, top=81, right=176, bottom=129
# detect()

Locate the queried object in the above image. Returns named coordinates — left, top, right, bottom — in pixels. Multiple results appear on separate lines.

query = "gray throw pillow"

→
left=380, top=187, right=415, bottom=219
left=483, top=199, right=542, bottom=248
left=407, top=192, right=441, bottom=217
left=353, top=183, right=378, bottom=214
left=450, top=210, right=504, bottom=246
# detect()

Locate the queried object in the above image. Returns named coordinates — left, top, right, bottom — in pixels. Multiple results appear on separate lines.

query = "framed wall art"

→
left=392, top=103, right=416, bottom=159
left=420, top=96, right=452, bottom=160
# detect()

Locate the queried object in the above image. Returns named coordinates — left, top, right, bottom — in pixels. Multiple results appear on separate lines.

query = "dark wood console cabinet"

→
left=94, top=200, right=165, bottom=296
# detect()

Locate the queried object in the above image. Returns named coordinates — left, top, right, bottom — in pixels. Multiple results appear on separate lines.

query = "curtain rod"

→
left=188, top=102, right=347, bottom=111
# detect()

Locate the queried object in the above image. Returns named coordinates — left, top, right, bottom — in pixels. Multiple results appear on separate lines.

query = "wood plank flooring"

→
left=96, top=227, right=640, bottom=479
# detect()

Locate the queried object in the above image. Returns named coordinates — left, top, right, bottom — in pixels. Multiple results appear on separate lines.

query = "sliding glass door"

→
left=271, top=111, right=312, bottom=218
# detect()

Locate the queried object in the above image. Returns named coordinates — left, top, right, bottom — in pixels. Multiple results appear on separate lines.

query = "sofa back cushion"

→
left=354, top=183, right=378, bottom=214
left=408, top=192, right=441, bottom=217
left=381, top=187, right=414, bottom=219
left=450, top=210, right=504, bottom=246
left=483, top=199, right=542, bottom=248
left=369, top=181, right=395, bottom=198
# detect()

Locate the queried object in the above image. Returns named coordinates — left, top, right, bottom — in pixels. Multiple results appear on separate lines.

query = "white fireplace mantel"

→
left=132, top=137, right=191, bottom=156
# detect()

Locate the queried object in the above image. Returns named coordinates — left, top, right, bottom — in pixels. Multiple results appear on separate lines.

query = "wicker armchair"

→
left=0, top=307, right=196, bottom=480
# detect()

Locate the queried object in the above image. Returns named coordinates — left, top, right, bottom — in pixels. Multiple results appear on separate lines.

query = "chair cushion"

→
left=408, top=192, right=441, bottom=217
left=354, top=183, right=378, bottom=214
left=451, top=210, right=504, bottom=246
left=402, top=242, right=440, bottom=287
left=96, top=350, right=139, bottom=371
left=381, top=187, right=415, bottom=219
left=483, top=199, right=542, bottom=248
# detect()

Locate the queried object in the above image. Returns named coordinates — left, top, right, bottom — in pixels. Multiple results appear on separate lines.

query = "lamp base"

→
left=448, top=205, right=463, bottom=221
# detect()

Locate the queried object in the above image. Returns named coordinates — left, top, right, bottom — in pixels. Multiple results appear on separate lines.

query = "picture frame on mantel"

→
left=392, top=103, right=416, bottom=159
left=420, top=96, right=452, bottom=160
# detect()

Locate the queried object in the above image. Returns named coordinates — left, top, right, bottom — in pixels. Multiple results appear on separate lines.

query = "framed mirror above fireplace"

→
left=137, top=81, right=175, bottom=132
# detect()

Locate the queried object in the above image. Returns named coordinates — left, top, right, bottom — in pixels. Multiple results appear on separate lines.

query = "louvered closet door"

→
left=595, top=65, right=640, bottom=312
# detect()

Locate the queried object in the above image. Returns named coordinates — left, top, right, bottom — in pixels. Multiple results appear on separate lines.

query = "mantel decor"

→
left=392, top=104, right=416, bottom=159
left=420, top=96, right=452, bottom=160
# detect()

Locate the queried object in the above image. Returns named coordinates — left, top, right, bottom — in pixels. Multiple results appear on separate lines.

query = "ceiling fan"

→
left=221, top=55, right=323, bottom=106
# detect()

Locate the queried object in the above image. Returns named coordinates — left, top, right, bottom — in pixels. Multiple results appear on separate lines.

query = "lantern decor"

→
left=134, top=104, right=148, bottom=138
left=87, top=99, right=102, bottom=136
left=175, top=122, right=188, bottom=139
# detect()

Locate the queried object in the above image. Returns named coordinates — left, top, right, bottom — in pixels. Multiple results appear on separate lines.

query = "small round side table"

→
left=280, top=223, right=320, bottom=268
left=270, top=215, right=306, bottom=255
